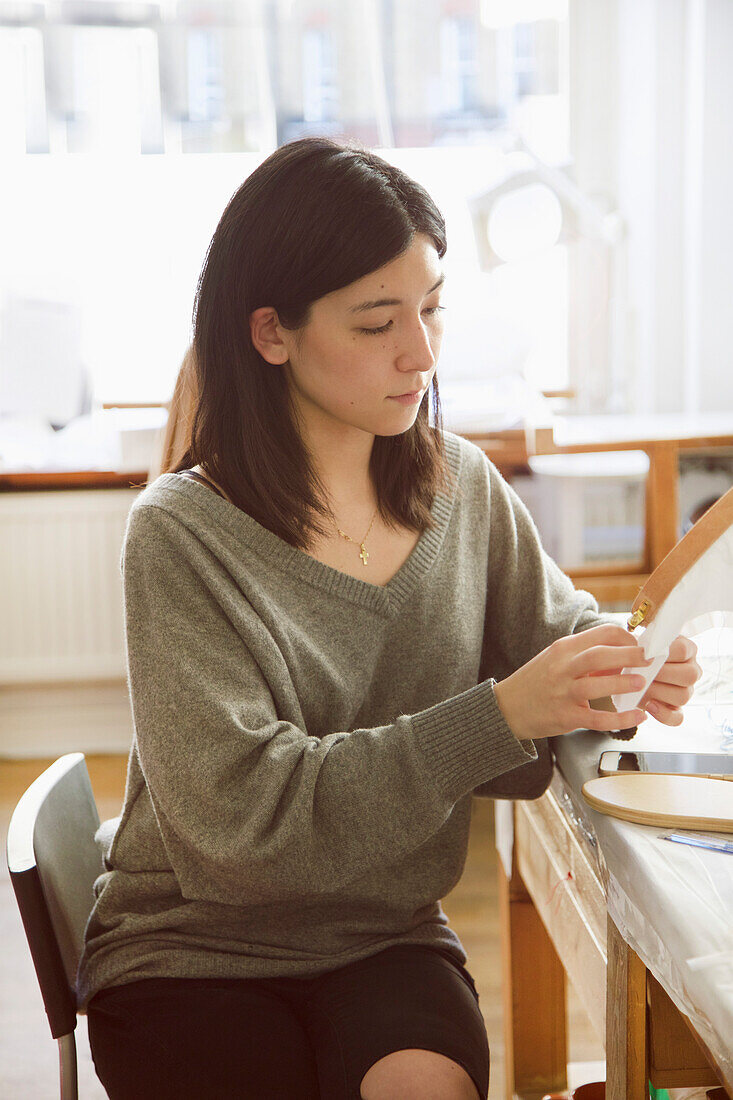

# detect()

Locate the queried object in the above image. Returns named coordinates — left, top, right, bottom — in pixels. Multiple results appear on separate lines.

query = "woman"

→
left=79, top=136, right=700, bottom=1100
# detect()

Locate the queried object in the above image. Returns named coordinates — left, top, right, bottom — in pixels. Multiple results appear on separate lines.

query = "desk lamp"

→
left=467, top=133, right=627, bottom=412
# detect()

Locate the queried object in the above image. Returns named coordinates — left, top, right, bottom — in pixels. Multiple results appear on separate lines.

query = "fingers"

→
left=573, top=672, right=647, bottom=702
left=496, top=624, right=693, bottom=743
left=645, top=680, right=694, bottom=708
left=645, top=699, right=685, bottom=726
left=653, top=658, right=702, bottom=688
left=667, top=634, right=698, bottom=662
left=580, top=706, right=647, bottom=733
left=564, top=623, right=638, bottom=653
left=572, top=644, right=652, bottom=676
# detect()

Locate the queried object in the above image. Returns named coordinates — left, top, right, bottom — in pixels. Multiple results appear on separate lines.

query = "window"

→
left=0, top=24, right=47, bottom=154
left=1, top=0, right=572, bottom=411
left=513, top=21, right=536, bottom=97
left=302, top=26, right=338, bottom=123
left=440, top=15, right=479, bottom=115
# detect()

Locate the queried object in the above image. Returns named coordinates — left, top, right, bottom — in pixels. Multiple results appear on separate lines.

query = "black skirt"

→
left=87, top=943, right=490, bottom=1099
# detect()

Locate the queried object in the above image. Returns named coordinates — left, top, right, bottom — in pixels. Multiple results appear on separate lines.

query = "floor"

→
left=1, top=754, right=604, bottom=1099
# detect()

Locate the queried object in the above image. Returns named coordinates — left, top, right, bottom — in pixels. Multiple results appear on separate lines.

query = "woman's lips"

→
left=388, top=391, right=423, bottom=405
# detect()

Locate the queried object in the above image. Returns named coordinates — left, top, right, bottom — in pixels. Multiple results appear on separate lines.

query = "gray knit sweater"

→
left=77, top=430, right=604, bottom=1008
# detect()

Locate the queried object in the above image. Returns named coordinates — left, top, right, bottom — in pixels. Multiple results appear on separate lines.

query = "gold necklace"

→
left=336, top=507, right=379, bottom=566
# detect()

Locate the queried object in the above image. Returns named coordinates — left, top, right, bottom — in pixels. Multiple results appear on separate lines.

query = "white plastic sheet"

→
left=551, top=697, right=733, bottom=1091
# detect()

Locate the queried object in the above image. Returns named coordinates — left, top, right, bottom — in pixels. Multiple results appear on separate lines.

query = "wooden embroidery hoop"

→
left=582, top=773, right=733, bottom=831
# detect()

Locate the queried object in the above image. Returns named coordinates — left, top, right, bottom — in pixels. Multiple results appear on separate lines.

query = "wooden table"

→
left=499, top=753, right=733, bottom=1100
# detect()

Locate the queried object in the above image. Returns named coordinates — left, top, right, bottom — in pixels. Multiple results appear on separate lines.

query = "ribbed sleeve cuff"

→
left=411, top=679, right=538, bottom=804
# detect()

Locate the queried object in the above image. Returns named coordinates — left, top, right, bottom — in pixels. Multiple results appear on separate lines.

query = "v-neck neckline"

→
left=156, top=431, right=462, bottom=617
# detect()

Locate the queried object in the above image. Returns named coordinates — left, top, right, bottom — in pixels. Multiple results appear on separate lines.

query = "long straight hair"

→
left=176, top=136, right=455, bottom=551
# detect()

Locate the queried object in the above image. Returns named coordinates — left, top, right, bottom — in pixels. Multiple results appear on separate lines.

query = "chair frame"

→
left=6, top=752, right=102, bottom=1100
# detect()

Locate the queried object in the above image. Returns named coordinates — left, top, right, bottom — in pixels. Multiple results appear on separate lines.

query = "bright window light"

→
left=480, top=0, right=568, bottom=29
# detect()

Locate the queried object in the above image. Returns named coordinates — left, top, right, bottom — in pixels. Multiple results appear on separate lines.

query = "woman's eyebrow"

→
left=348, top=273, right=446, bottom=313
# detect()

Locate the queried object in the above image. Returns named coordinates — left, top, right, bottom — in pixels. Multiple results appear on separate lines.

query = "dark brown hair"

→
left=176, top=135, right=455, bottom=550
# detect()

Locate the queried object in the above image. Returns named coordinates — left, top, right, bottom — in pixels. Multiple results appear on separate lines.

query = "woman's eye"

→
left=358, top=305, right=446, bottom=337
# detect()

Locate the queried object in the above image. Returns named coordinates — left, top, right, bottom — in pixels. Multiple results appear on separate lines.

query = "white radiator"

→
left=0, top=488, right=139, bottom=685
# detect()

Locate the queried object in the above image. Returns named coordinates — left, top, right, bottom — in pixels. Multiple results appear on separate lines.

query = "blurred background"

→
left=2, top=0, right=732, bottom=424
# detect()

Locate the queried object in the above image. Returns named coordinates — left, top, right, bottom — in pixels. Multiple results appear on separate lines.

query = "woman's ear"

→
left=249, top=307, right=290, bottom=365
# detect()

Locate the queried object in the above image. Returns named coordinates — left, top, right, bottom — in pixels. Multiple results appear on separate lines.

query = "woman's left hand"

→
left=642, top=635, right=702, bottom=725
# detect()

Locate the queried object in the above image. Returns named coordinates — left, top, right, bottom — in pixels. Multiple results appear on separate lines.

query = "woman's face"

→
left=278, top=233, right=445, bottom=442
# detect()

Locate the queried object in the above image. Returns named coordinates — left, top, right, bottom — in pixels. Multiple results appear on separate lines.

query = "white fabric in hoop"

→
left=612, top=525, right=733, bottom=712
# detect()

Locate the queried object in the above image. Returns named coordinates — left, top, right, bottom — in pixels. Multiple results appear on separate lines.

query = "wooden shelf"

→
left=0, top=470, right=149, bottom=492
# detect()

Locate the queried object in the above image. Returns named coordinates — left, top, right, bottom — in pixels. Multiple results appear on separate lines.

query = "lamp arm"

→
left=513, top=134, right=625, bottom=244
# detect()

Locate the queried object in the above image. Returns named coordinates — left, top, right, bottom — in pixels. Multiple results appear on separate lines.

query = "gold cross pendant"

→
left=359, top=543, right=369, bottom=566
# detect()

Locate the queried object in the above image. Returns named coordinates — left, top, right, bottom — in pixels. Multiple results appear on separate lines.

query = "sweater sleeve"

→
left=120, top=502, right=538, bottom=906
left=473, top=457, right=611, bottom=800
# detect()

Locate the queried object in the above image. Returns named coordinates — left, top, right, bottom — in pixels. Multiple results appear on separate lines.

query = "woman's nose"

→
left=396, top=318, right=437, bottom=372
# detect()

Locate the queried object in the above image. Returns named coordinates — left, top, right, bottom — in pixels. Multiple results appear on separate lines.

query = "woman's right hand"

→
left=493, top=623, right=652, bottom=741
